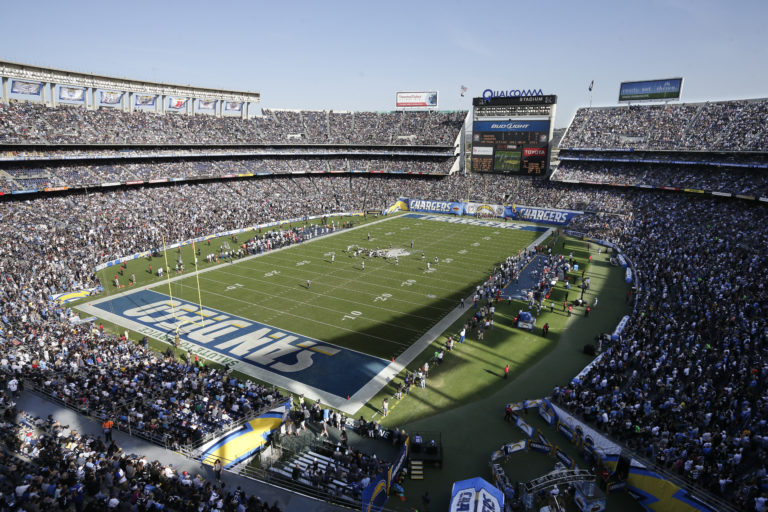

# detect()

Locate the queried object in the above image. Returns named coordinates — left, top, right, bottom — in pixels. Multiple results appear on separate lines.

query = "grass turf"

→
left=94, top=214, right=542, bottom=360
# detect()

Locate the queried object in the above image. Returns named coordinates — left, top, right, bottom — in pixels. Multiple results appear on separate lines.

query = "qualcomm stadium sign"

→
left=482, top=88, right=544, bottom=100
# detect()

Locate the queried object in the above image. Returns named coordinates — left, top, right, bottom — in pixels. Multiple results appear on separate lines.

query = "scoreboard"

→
left=471, top=95, right=556, bottom=176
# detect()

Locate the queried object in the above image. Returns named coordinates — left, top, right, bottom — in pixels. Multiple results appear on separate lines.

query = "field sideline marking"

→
left=352, top=226, right=554, bottom=414
left=83, top=213, right=403, bottom=308
left=81, top=213, right=555, bottom=413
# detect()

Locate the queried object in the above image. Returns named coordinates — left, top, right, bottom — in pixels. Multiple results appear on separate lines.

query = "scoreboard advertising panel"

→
left=472, top=120, right=550, bottom=175
left=619, top=78, right=683, bottom=102
left=396, top=91, right=438, bottom=109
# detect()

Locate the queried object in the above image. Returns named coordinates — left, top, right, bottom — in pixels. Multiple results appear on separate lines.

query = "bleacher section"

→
left=554, top=98, right=768, bottom=200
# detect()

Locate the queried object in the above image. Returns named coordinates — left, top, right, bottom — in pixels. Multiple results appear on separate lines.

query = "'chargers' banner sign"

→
left=505, top=205, right=582, bottom=225
left=81, top=289, right=389, bottom=404
left=408, top=198, right=463, bottom=215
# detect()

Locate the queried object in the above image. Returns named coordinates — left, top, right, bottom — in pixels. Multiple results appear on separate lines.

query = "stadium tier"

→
left=560, top=98, right=768, bottom=151
left=554, top=98, right=768, bottom=200
left=0, top=102, right=465, bottom=146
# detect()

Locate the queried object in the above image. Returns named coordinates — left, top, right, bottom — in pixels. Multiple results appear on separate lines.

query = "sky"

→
left=2, top=0, right=767, bottom=127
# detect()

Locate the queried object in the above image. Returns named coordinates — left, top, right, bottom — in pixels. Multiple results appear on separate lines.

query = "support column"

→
left=1, top=77, right=8, bottom=105
left=128, top=92, right=134, bottom=113
left=242, top=102, right=248, bottom=120
left=160, top=95, right=165, bottom=114
left=89, top=87, right=96, bottom=110
left=49, top=83, right=56, bottom=107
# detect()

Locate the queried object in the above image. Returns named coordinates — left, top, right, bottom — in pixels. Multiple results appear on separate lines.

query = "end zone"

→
left=77, top=289, right=390, bottom=413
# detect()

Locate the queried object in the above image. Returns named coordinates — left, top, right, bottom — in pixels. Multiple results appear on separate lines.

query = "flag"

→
left=460, top=85, right=468, bottom=97
left=135, top=95, right=156, bottom=107
left=100, top=91, right=124, bottom=105
left=225, top=101, right=243, bottom=112
left=199, top=99, right=216, bottom=109
left=588, top=80, right=594, bottom=92
left=169, top=97, right=187, bottom=109
left=11, top=80, right=42, bottom=95
left=59, top=86, right=85, bottom=101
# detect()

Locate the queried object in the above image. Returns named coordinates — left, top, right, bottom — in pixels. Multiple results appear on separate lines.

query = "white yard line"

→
left=352, top=226, right=554, bottom=414
left=78, top=214, right=554, bottom=414
left=81, top=214, right=401, bottom=307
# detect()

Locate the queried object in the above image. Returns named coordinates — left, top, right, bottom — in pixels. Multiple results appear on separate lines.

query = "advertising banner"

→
left=539, top=400, right=556, bottom=425
left=387, top=437, right=409, bottom=491
left=225, top=101, right=243, bottom=111
left=450, top=478, right=504, bottom=512
left=361, top=472, right=389, bottom=512
left=408, top=198, right=463, bottom=215
left=168, top=97, right=187, bottom=109
left=59, top=86, right=85, bottom=101
left=473, top=120, right=551, bottom=132
left=464, top=202, right=505, bottom=218
left=505, top=205, right=582, bottom=225
left=135, top=94, right=156, bottom=106
left=11, top=80, right=42, bottom=95
left=100, top=91, right=124, bottom=105
left=199, top=99, right=216, bottom=109
left=619, top=78, right=683, bottom=102
left=396, top=91, right=438, bottom=109
left=527, top=440, right=552, bottom=454
left=555, top=448, right=576, bottom=469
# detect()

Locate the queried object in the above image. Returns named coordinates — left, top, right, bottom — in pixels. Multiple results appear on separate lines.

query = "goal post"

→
left=161, top=235, right=207, bottom=333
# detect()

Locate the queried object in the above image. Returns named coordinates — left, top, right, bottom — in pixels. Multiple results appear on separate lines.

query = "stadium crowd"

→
left=0, top=156, right=455, bottom=193
left=0, top=102, right=465, bottom=146
left=553, top=161, right=768, bottom=197
left=0, top=395, right=282, bottom=511
left=561, top=98, right=768, bottom=151
left=0, top=172, right=766, bottom=509
left=553, top=193, right=768, bottom=510
left=2, top=93, right=768, bottom=510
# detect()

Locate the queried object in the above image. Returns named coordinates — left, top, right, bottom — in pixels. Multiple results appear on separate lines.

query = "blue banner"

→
left=555, top=448, right=576, bottom=469
left=527, top=440, right=552, bottom=454
left=505, top=205, right=582, bottom=225
left=619, top=78, right=682, bottom=102
left=387, top=438, right=409, bottom=491
left=11, top=80, right=42, bottom=95
left=472, top=120, right=550, bottom=132
left=59, top=86, right=85, bottom=101
left=612, top=315, right=630, bottom=341
left=408, top=198, right=463, bottom=215
left=361, top=473, right=389, bottom=512
left=557, top=422, right=575, bottom=442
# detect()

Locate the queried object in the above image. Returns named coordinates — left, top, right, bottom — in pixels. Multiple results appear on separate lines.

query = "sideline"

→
left=362, top=226, right=553, bottom=419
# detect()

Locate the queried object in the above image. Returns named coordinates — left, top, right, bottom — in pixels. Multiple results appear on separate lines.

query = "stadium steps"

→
left=681, top=103, right=707, bottom=146
left=410, top=460, right=423, bottom=480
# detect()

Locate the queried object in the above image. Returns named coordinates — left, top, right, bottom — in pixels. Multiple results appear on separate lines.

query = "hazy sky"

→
left=2, top=0, right=766, bottom=127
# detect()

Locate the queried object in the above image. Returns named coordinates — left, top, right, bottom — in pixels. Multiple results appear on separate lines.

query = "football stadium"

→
left=1, top=4, right=767, bottom=512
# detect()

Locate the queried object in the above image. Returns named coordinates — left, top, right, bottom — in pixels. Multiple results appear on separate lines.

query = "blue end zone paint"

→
left=401, top=212, right=548, bottom=232
left=92, top=289, right=389, bottom=398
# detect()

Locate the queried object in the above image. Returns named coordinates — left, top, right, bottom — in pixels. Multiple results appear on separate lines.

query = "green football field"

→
left=100, top=215, right=544, bottom=360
